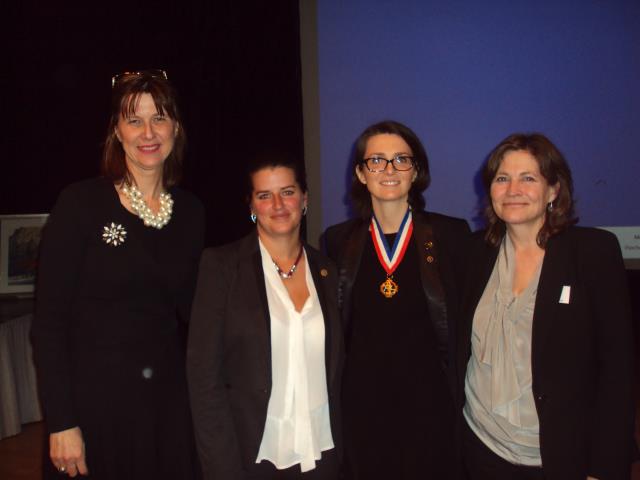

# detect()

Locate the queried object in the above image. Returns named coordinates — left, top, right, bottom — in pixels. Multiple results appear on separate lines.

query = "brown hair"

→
left=350, top=120, right=430, bottom=218
left=483, top=132, right=578, bottom=247
left=245, top=149, right=308, bottom=202
left=101, top=71, right=185, bottom=187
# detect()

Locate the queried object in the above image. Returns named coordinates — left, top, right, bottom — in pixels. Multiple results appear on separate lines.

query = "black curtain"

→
left=2, top=0, right=304, bottom=247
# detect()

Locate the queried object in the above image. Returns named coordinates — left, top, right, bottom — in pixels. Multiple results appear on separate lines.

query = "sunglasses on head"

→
left=111, top=69, right=168, bottom=88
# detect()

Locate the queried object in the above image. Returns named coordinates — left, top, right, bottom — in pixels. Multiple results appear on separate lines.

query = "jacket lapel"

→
left=412, top=213, right=450, bottom=363
left=459, top=238, right=499, bottom=391
left=337, top=220, right=368, bottom=336
left=307, top=247, right=341, bottom=388
left=531, top=232, right=574, bottom=378
left=237, top=232, right=273, bottom=381
left=465, top=243, right=499, bottom=320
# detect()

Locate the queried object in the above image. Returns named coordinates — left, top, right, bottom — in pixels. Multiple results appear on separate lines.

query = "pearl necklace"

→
left=122, top=184, right=173, bottom=229
left=272, top=244, right=304, bottom=279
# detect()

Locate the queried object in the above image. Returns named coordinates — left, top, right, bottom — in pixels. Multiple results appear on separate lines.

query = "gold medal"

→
left=379, top=276, right=398, bottom=298
left=370, top=210, right=412, bottom=300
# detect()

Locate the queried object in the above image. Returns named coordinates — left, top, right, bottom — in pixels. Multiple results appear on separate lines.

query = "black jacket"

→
left=187, top=232, right=344, bottom=480
left=323, top=210, right=470, bottom=389
left=457, top=227, right=636, bottom=479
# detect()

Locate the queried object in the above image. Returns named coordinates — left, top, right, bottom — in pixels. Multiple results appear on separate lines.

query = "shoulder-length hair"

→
left=101, top=70, right=185, bottom=188
left=483, top=132, right=578, bottom=247
left=350, top=120, right=430, bottom=218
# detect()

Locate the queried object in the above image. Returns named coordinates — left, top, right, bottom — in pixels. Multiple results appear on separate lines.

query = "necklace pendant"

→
left=278, top=267, right=295, bottom=279
left=380, top=276, right=398, bottom=298
left=272, top=244, right=304, bottom=280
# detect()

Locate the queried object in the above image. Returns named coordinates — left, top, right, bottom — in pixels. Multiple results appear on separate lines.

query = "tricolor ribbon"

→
left=370, top=209, right=413, bottom=275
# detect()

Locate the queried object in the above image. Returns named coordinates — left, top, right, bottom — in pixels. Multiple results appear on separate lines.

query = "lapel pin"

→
left=559, top=285, right=571, bottom=304
left=320, top=268, right=328, bottom=277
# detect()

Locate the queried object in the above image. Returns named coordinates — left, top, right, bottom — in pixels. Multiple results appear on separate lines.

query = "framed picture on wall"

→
left=0, top=214, right=49, bottom=295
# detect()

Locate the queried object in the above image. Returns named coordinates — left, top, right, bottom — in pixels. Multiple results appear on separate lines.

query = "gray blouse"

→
left=463, top=234, right=543, bottom=466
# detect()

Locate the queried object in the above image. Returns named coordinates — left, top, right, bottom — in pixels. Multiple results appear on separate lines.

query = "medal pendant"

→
left=380, top=277, right=398, bottom=298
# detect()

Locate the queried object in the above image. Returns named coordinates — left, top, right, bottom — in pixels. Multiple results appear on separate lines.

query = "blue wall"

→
left=317, top=0, right=640, bottom=230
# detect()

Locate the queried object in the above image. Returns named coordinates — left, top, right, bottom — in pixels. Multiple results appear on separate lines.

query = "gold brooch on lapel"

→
left=102, top=222, right=127, bottom=246
left=320, top=268, right=328, bottom=277
left=424, top=241, right=434, bottom=263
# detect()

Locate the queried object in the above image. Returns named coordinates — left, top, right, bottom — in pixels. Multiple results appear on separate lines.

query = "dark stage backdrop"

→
left=2, top=1, right=304, bottom=247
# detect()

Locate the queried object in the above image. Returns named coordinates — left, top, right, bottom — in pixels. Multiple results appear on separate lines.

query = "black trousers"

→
left=462, top=421, right=545, bottom=480
left=245, top=449, right=339, bottom=480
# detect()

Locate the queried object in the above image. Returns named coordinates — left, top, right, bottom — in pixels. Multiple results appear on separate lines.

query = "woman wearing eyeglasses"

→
left=323, top=120, right=470, bottom=479
left=32, top=70, right=203, bottom=479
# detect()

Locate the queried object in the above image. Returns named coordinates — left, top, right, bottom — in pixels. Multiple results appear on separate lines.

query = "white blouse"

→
left=255, top=240, right=334, bottom=472
left=464, top=234, right=542, bottom=466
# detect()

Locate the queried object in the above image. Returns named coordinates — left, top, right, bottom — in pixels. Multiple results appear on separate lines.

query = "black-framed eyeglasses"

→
left=111, top=69, right=168, bottom=88
left=361, top=155, right=415, bottom=172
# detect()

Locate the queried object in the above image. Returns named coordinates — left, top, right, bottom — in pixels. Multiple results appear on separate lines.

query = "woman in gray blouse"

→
left=457, top=133, right=635, bottom=480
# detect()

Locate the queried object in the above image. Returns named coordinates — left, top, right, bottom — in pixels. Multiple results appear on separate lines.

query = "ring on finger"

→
left=59, top=465, right=67, bottom=473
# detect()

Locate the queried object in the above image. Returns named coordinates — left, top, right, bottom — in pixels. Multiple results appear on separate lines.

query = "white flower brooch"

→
left=102, top=222, right=127, bottom=246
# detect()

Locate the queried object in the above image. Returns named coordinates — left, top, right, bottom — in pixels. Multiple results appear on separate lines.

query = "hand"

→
left=50, top=426, right=89, bottom=477
left=587, top=477, right=599, bottom=480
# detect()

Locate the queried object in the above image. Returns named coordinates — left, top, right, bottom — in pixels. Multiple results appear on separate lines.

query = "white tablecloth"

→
left=0, top=313, right=42, bottom=440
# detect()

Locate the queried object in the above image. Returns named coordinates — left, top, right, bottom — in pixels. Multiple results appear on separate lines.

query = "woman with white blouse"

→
left=187, top=152, right=344, bottom=480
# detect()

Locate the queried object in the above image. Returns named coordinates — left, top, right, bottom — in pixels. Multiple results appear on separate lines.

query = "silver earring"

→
left=302, top=205, right=308, bottom=216
left=250, top=213, right=257, bottom=223
left=547, top=201, right=554, bottom=212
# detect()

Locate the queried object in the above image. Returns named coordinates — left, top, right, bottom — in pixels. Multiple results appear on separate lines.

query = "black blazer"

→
left=187, top=232, right=344, bottom=480
left=456, top=227, right=636, bottom=480
left=323, top=210, right=470, bottom=385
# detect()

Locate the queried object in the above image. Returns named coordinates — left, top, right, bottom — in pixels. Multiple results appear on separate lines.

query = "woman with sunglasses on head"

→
left=187, top=151, right=344, bottom=480
left=323, top=120, right=470, bottom=479
left=32, top=70, right=204, bottom=479
left=457, top=133, right=635, bottom=480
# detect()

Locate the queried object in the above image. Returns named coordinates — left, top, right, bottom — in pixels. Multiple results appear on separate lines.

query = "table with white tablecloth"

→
left=0, top=313, right=42, bottom=440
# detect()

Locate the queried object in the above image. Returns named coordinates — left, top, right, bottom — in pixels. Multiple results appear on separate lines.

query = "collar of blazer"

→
left=459, top=230, right=576, bottom=387
left=238, top=230, right=342, bottom=390
left=305, top=245, right=342, bottom=388
left=412, top=212, right=449, bottom=366
left=336, top=211, right=449, bottom=365
left=530, top=230, right=576, bottom=378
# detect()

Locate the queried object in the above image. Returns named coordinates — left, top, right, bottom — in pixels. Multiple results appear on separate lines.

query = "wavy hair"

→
left=483, top=132, right=578, bottom=247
